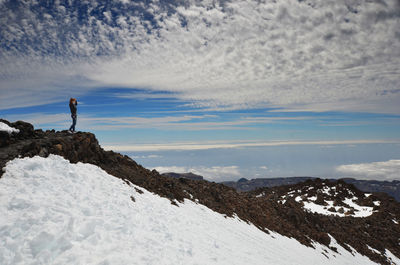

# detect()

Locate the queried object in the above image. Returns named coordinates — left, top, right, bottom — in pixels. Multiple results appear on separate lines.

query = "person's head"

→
left=69, top=98, right=76, bottom=104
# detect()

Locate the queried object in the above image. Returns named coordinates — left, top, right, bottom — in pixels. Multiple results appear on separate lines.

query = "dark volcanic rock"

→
left=1, top=120, right=399, bottom=265
left=250, top=179, right=400, bottom=264
left=0, top=119, right=34, bottom=147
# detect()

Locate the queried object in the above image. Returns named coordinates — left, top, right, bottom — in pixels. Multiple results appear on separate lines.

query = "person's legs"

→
left=72, top=116, right=76, bottom=131
left=69, top=116, right=77, bottom=131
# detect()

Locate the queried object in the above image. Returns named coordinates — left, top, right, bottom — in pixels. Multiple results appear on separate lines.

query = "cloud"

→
left=152, top=166, right=188, bottom=174
left=1, top=0, right=399, bottom=113
left=336, top=159, right=400, bottom=181
left=3, top=112, right=218, bottom=131
left=3, top=113, right=71, bottom=128
left=153, top=165, right=241, bottom=181
left=3, top=111, right=320, bottom=131
left=104, top=139, right=398, bottom=152
left=131, top=154, right=163, bottom=159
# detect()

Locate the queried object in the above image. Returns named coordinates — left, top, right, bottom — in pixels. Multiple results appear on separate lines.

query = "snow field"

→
left=0, top=122, right=20, bottom=134
left=0, top=155, right=381, bottom=264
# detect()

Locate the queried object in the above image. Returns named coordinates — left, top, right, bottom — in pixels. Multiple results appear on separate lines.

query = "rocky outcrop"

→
left=1, top=120, right=399, bottom=264
left=251, top=180, right=400, bottom=264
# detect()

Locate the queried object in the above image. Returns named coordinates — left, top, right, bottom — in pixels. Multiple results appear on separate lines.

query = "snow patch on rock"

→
left=0, top=122, right=20, bottom=134
left=280, top=185, right=380, bottom=218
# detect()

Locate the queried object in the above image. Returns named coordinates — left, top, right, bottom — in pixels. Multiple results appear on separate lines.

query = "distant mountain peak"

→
left=161, top=172, right=203, bottom=181
left=238, top=177, right=249, bottom=183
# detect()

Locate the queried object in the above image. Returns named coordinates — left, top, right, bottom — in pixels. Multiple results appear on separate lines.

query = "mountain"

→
left=223, top=177, right=314, bottom=191
left=222, top=177, right=400, bottom=202
left=341, top=178, right=400, bottom=202
left=161, top=172, right=204, bottom=181
left=1, top=119, right=399, bottom=264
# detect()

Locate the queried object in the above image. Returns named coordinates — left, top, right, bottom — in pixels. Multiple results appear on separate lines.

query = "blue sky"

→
left=1, top=0, right=400, bottom=181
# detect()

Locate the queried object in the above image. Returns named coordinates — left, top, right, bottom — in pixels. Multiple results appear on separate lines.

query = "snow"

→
left=343, top=197, right=374, bottom=218
left=0, top=155, right=381, bottom=264
left=386, top=249, right=400, bottom=265
left=0, top=122, right=19, bottom=134
left=367, top=245, right=380, bottom=254
left=301, top=197, right=376, bottom=218
left=293, top=187, right=378, bottom=218
left=256, top=192, right=265, bottom=198
left=322, top=187, right=331, bottom=195
left=302, top=200, right=340, bottom=216
left=308, top=195, right=317, bottom=201
left=184, top=190, right=194, bottom=199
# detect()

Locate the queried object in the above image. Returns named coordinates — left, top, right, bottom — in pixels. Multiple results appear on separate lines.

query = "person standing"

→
left=69, top=98, right=78, bottom=132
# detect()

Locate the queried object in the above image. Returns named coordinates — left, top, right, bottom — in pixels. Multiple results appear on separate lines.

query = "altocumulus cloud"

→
left=336, top=159, right=400, bottom=181
left=1, top=0, right=399, bottom=112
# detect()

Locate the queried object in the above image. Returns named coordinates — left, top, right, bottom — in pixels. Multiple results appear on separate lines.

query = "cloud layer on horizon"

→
left=336, top=159, right=400, bottom=181
left=1, top=0, right=400, bottom=113
left=153, top=165, right=241, bottom=181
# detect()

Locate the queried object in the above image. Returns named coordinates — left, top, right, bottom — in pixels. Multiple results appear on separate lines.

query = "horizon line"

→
left=103, top=139, right=400, bottom=152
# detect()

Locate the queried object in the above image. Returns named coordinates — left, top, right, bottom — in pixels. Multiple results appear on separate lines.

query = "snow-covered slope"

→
left=0, top=155, right=385, bottom=265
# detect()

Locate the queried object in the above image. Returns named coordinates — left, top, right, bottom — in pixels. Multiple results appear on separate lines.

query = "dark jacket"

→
left=69, top=101, right=77, bottom=117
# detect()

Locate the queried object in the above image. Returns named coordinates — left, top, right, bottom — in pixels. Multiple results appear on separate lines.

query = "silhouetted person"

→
left=69, top=98, right=78, bottom=132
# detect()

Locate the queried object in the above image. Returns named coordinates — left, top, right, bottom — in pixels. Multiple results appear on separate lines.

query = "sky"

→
left=1, top=0, right=400, bottom=182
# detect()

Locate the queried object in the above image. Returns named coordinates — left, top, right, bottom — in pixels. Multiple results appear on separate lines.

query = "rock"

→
left=328, top=207, right=336, bottom=212
left=316, top=232, right=331, bottom=246
left=11, top=120, right=34, bottom=138
left=38, top=147, right=48, bottom=157
left=54, top=143, right=63, bottom=151
left=0, top=131, right=11, bottom=147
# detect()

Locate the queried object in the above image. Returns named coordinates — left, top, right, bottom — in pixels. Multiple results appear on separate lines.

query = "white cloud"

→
left=3, top=112, right=319, bottom=131
left=152, top=166, right=188, bottom=174
left=104, top=139, right=398, bottom=152
left=131, top=154, right=163, bottom=159
left=153, top=165, right=241, bottom=181
left=336, top=159, right=400, bottom=181
left=1, top=0, right=399, bottom=113
left=3, top=113, right=218, bottom=131
left=3, top=113, right=71, bottom=129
